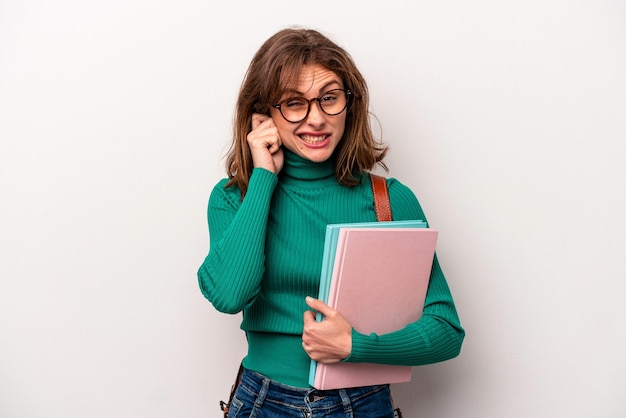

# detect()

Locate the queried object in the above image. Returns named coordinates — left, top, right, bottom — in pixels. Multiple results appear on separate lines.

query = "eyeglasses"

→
left=272, top=89, right=352, bottom=123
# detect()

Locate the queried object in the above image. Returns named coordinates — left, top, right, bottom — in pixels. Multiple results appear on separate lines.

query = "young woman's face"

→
left=270, top=64, right=347, bottom=163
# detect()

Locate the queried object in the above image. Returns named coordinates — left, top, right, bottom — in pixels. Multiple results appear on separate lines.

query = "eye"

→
left=320, top=92, right=339, bottom=103
left=284, top=98, right=308, bottom=108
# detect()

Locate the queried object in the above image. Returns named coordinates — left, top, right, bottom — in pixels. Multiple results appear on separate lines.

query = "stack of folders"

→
left=308, top=220, right=438, bottom=390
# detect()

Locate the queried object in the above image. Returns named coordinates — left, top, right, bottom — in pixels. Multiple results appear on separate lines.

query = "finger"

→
left=305, top=296, right=333, bottom=317
left=251, top=113, right=268, bottom=130
left=301, top=340, right=312, bottom=356
left=268, top=135, right=282, bottom=153
left=303, top=308, right=314, bottom=321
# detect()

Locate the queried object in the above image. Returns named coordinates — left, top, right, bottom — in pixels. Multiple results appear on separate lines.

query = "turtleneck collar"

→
left=279, top=149, right=336, bottom=185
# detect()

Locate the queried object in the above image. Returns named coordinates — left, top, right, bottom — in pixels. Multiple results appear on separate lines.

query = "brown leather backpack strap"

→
left=220, top=362, right=245, bottom=417
left=370, top=173, right=392, bottom=222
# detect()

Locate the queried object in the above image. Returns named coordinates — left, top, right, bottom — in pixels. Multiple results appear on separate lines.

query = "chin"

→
left=303, top=149, right=334, bottom=163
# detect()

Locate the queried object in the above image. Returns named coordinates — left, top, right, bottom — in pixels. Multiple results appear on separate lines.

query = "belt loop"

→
left=254, top=376, right=270, bottom=409
left=339, top=389, right=354, bottom=417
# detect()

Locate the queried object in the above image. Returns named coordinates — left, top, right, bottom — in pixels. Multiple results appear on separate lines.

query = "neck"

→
left=280, top=149, right=335, bottom=183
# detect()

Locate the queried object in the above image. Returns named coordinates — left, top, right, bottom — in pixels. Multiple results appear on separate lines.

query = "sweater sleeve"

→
left=197, top=168, right=277, bottom=314
left=345, top=178, right=465, bottom=365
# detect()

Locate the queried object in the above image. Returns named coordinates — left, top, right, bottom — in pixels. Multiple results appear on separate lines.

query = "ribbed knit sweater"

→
left=198, top=150, right=464, bottom=388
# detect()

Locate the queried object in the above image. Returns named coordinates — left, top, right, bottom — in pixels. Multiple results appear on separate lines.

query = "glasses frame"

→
left=272, top=89, right=352, bottom=123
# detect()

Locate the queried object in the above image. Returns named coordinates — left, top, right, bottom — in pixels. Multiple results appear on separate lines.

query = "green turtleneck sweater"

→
left=198, top=150, right=464, bottom=388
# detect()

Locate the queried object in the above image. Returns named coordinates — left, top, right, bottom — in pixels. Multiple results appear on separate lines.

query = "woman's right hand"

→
left=247, top=113, right=284, bottom=175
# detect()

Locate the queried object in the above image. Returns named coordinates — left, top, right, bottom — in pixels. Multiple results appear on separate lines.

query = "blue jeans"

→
left=228, top=368, right=395, bottom=417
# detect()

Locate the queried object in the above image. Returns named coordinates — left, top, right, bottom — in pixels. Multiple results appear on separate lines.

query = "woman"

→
left=198, top=27, right=464, bottom=417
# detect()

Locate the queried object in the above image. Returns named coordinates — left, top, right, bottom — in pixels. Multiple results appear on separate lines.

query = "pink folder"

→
left=311, top=227, right=437, bottom=390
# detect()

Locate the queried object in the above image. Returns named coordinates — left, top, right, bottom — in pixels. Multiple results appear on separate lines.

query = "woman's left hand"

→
left=302, top=296, right=352, bottom=363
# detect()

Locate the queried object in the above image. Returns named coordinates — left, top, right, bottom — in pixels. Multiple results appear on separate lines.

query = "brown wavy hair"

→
left=224, top=27, right=388, bottom=195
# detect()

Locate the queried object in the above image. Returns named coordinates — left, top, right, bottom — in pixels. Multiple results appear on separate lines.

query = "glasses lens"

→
left=280, top=97, right=309, bottom=123
left=319, top=89, right=348, bottom=116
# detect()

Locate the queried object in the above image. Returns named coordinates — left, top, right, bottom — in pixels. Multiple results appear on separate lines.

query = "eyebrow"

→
left=282, top=80, right=343, bottom=97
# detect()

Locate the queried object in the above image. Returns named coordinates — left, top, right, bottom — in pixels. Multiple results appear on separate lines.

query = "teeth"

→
left=300, top=135, right=326, bottom=144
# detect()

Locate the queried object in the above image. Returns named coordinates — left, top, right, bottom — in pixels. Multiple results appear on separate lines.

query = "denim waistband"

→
left=239, top=368, right=390, bottom=407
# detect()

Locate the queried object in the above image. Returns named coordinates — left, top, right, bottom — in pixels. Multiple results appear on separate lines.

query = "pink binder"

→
left=312, top=227, right=437, bottom=390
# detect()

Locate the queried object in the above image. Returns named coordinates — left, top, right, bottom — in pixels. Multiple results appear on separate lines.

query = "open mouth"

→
left=299, top=134, right=329, bottom=145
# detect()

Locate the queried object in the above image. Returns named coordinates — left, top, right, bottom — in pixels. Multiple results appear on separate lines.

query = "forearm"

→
left=198, top=168, right=277, bottom=313
left=345, top=256, right=464, bottom=365
left=347, top=314, right=463, bottom=366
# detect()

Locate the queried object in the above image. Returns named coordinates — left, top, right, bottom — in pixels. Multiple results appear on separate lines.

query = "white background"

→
left=1, top=1, right=625, bottom=417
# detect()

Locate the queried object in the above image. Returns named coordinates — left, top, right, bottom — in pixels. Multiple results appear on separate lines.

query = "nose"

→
left=305, top=99, right=326, bottom=126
